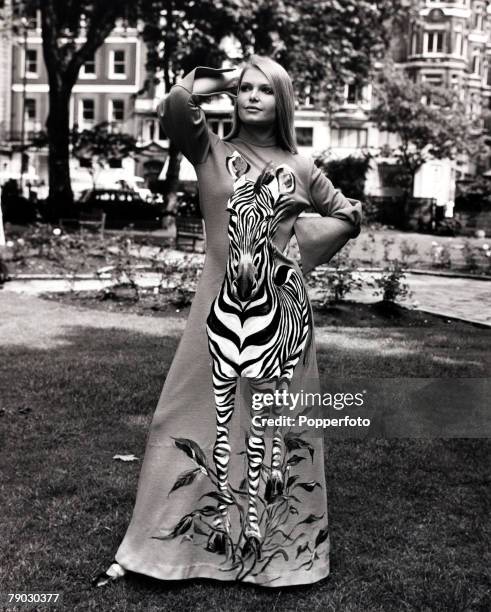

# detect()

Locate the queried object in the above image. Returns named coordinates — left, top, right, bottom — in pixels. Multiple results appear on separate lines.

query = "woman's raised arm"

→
left=157, top=66, right=241, bottom=166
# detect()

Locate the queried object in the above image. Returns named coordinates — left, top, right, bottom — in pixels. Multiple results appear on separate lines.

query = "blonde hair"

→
left=224, top=55, right=298, bottom=154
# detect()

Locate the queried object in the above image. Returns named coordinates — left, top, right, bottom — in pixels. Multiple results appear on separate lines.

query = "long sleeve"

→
left=157, top=66, right=236, bottom=166
left=308, top=162, right=363, bottom=238
left=294, top=161, right=364, bottom=275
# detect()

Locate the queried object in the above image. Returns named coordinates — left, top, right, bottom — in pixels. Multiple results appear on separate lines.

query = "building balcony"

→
left=1, top=130, right=47, bottom=147
left=331, top=107, right=370, bottom=127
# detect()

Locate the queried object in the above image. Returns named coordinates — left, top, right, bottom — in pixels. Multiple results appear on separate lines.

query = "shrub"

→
left=429, top=241, right=452, bottom=269
left=461, top=239, right=482, bottom=273
left=307, top=246, right=363, bottom=306
left=371, top=259, right=411, bottom=303
left=381, top=235, right=396, bottom=262
left=398, top=239, right=419, bottom=265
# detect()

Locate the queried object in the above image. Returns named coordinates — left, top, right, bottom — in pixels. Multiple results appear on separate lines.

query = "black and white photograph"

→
left=0, top=0, right=489, bottom=610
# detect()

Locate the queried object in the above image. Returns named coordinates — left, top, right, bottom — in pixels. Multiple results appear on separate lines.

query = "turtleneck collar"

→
left=234, top=126, right=277, bottom=148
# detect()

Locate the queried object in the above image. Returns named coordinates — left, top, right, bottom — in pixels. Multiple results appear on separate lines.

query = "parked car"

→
left=77, top=188, right=162, bottom=228
left=1, top=179, right=39, bottom=225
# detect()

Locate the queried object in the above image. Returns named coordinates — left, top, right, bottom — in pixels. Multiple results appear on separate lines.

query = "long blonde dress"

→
left=114, top=67, right=362, bottom=587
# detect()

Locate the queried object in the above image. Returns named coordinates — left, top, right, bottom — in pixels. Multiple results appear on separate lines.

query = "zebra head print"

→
left=225, top=152, right=296, bottom=302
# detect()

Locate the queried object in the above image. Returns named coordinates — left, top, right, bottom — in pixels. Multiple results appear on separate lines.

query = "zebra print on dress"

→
left=205, top=152, right=313, bottom=560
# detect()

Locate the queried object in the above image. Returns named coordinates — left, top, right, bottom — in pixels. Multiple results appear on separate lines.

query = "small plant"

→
left=398, top=239, right=419, bottom=265
left=381, top=235, right=395, bottom=262
left=481, top=243, right=491, bottom=275
left=461, top=239, right=481, bottom=273
left=371, top=259, right=411, bottom=303
left=435, top=216, right=463, bottom=236
left=99, top=236, right=141, bottom=300
left=308, top=250, right=363, bottom=306
left=429, top=241, right=452, bottom=269
left=5, top=236, right=30, bottom=265
left=151, top=253, right=202, bottom=308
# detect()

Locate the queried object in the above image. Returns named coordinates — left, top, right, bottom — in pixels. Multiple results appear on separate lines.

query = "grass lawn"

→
left=0, top=294, right=489, bottom=611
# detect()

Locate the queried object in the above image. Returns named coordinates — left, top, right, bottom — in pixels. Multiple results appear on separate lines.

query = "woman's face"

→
left=237, top=67, right=276, bottom=127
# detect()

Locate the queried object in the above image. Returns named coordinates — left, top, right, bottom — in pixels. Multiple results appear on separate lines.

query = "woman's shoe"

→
left=92, top=561, right=126, bottom=587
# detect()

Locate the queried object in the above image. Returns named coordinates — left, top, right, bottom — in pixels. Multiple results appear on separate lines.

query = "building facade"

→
left=131, top=1, right=491, bottom=204
left=2, top=8, right=146, bottom=198
left=0, top=1, right=490, bottom=203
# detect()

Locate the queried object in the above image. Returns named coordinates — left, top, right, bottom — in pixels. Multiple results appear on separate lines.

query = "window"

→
left=472, top=51, right=481, bottom=75
left=344, top=83, right=363, bottom=105
left=81, top=99, right=95, bottom=122
left=295, top=127, right=313, bottom=147
left=425, top=31, right=445, bottom=54
left=473, top=11, right=484, bottom=31
left=469, top=94, right=480, bottom=121
left=347, top=84, right=358, bottom=104
left=411, top=32, right=418, bottom=55
left=25, top=6, right=39, bottom=29
left=208, top=119, right=233, bottom=137
left=109, top=50, right=126, bottom=78
left=110, top=99, right=125, bottom=122
left=378, top=163, right=401, bottom=189
left=25, top=98, right=36, bottom=120
left=209, top=119, right=220, bottom=134
left=454, top=31, right=462, bottom=56
left=487, top=67, right=491, bottom=86
left=222, top=121, right=233, bottom=137
left=331, top=128, right=368, bottom=148
left=81, top=54, right=96, bottom=77
left=25, top=49, right=38, bottom=76
left=158, top=122, right=167, bottom=140
left=423, top=73, right=444, bottom=87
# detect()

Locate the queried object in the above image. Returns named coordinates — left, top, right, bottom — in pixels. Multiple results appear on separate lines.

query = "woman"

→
left=95, top=55, right=362, bottom=588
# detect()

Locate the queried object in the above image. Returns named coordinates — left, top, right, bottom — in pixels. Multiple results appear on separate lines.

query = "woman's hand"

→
left=220, top=67, right=242, bottom=98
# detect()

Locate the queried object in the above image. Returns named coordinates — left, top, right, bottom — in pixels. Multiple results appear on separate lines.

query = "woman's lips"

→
left=245, top=107, right=261, bottom=112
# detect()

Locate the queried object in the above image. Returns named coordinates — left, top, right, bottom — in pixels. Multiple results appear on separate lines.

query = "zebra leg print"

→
left=267, top=378, right=291, bottom=501
left=207, top=375, right=237, bottom=556
left=241, top=380, right=269, bottom=559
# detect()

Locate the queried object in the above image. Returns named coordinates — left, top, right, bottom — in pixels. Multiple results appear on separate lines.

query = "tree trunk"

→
left=46, top=85, right=73, bottom=220
left=162, top=138, right=182, bottom=228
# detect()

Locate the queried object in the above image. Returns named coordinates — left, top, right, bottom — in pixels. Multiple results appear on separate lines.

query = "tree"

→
left=370, top=61, right=489, bottom=199
left=71, top=122, right=137, bottom=189
left=16, top=0, right=140, bottom=217
left=245, top=0, right=416, bottom=109
left=141, top=0, right=411, bottom=218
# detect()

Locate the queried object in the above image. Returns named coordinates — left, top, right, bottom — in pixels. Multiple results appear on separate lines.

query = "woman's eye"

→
left=240, top=84, right=251, bottom=92
left=261, top=87, right=273, bottom=95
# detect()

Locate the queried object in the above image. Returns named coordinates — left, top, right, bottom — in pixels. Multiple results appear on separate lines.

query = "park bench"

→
left=175, top=215, right=205, bottom=252
left=60, top=209, right=106, bottom=236
left=79, top=210, right=106, bottom=235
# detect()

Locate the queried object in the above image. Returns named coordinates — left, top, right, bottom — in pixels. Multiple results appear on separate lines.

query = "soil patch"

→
left=40, top=291, right=467, bottom=328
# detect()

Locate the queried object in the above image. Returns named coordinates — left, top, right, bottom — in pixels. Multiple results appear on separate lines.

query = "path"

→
left=4, top=271, right=490, bottom=326
left=351, top=272, right=491, bottom=326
